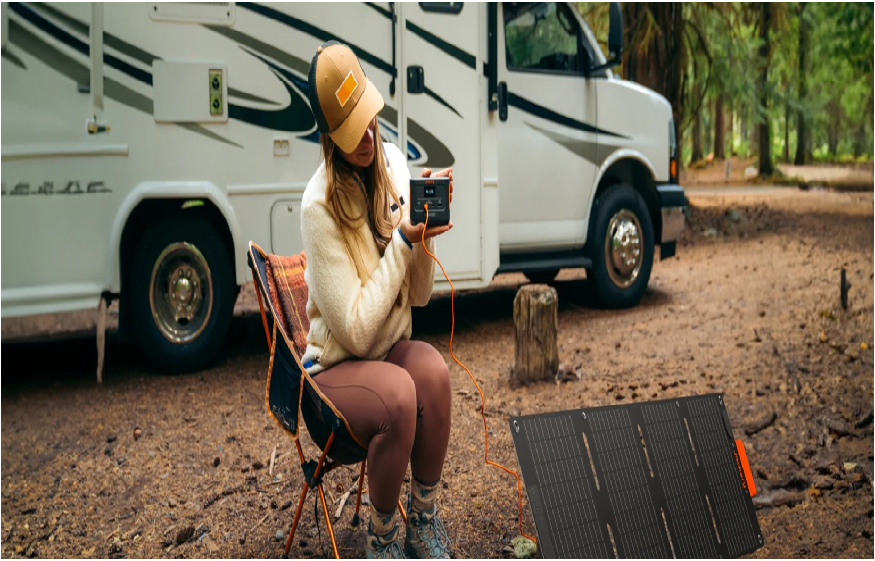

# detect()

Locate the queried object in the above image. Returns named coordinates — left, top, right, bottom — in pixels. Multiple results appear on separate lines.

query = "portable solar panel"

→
left=509, top=394, right=763, bottom=559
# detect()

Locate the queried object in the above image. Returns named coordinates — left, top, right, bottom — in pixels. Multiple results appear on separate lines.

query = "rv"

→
left=1, top=2, right=685, bottom=372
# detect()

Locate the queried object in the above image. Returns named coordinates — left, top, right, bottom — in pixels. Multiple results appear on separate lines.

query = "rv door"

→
left=496, top=2, right=598, bottom=251
left=396, top=2, right=492, bottom=288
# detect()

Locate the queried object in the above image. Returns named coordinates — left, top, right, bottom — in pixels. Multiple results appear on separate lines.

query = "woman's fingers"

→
left=423, top=222, right=453, bottom=239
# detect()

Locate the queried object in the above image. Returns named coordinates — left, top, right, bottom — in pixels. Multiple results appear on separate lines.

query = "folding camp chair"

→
left=246, top=241, right=407, bottom=559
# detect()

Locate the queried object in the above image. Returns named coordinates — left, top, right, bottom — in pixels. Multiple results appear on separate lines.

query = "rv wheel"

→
left=129, top=215, right=235, bottom=373
left=587, top=183, right=654, bottom=308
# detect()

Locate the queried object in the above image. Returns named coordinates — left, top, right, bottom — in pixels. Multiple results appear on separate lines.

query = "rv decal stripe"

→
left=231, top=49, right=317, bottom=133
left=205, top=25, right=311, bottom=75
left=525, top=122, right=617, bottom=167
left=33, top=3, right=158, bottom=68
left=7, top=17, right=242, bottom=149
left=29, top=5, right=277, bottom=109
left=423, top=86, right=462, bottom=118
left=2, top=47, right=27, bottom=70
left=228, top=88, right=281, bottom=106
left=237, top=3, right=462, bottom=119
left=507, top=92, right=630, bottom=139
left=13, top=3, right=153, bottom=86
left=365, top=2, right=393, bottom=20
left=365, top=0, right=477, bottom=74
left=239, top=2, right=393, bottom=75
left=405, top=20, right=476, bottom=70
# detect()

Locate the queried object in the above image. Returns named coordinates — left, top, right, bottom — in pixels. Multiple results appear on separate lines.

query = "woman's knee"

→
left=379, top=365, right=418, bottom=433
left=410, top=342, right=452, bottom=402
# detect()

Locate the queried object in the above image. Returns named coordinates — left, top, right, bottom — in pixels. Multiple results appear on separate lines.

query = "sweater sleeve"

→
left=301, top=200, right=415, bottom=357
left=408, top=236, right=436, bottom=306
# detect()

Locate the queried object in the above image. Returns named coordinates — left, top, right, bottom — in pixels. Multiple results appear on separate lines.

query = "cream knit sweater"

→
left=300, top=142, right=436, bottom=375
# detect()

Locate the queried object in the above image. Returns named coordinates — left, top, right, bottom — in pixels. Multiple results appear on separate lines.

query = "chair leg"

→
left=352, top=460, right=366, bottom=527
left=284, top=435, right=336, bottom=557
left=284, top=483, right=310, bottom=557
left=397, top=499, right=407, bottom=525
left=319, top=484, right=340, bottom=559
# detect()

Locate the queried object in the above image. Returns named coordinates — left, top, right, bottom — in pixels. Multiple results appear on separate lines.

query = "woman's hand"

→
left=400, top=166, right=453, bottom=243
left=420, top=167, right=453, bottom=207
left=400, top=217, right=452, bottom=243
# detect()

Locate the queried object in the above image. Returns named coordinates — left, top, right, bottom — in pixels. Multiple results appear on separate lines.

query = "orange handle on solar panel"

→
left=421, top=204, right=537, bottom=544
left=735, top=439, right=757, bottom=497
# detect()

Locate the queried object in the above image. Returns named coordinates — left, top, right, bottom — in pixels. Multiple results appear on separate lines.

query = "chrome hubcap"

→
left=150, top=242, right=213, bottom=343
left=605, top=209, right=643, bottom=288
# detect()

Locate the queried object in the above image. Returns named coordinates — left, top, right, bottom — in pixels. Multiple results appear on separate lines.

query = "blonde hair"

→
left=320, top=121, right=402, bottom=252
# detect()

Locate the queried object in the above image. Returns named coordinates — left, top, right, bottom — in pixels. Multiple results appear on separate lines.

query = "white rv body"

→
left=1, top=2, right=684, bottom=371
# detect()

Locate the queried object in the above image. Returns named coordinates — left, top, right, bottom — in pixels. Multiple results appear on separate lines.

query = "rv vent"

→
left=149, top=2, right=235, bottom=25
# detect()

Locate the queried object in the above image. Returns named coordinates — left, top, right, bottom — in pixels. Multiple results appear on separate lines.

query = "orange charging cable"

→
left=420, top=204, right=537, bottom=544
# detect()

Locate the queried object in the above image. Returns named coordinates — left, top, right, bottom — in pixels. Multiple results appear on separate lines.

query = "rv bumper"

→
left=656, top=183, right=686, bottom=244
left=656, top=183, right=685, bottom=260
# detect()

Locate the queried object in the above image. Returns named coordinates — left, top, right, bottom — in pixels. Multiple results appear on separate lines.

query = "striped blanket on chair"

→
left=264, top=251, right=310, bottom=358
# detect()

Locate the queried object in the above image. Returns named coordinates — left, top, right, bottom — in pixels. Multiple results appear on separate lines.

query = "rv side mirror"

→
left=608, top=2, right=623, bottom=59
left=587, top=2, right=623, bottom=76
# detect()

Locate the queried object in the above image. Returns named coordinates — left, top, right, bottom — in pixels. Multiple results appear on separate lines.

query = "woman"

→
left=300, top=41, right=454, bottom=559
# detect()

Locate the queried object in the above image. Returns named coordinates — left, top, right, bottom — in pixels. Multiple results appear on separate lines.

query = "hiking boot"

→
left=405, top=493, right=451, bottom=559
left=367, top=519, right=407, bottom=559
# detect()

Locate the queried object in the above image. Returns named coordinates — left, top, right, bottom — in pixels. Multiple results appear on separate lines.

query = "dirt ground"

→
left=2, top=188, right=873, bottom=559
left=678, top=156, right=874, bottom=189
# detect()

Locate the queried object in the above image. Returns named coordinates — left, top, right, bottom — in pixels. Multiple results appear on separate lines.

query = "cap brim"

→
left=329, top=78, right=384, bottom=154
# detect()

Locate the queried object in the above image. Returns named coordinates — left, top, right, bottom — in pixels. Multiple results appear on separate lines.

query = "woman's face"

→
left=338, top=118, right=377, bottom=169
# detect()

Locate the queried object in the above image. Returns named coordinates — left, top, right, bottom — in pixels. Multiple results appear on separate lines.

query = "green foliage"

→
left=574, top=2, right=874, bottom=165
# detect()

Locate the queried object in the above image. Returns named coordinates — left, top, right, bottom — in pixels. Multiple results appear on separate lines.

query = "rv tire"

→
left=129, top=214, right=235, bottom=373
left=587, top=183, right=654, bottom=308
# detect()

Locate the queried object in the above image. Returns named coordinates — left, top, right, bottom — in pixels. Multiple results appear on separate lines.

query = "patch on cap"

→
left=335, top=70, right=358, bottom=108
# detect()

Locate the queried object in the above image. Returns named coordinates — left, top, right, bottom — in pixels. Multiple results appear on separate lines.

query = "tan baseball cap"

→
left=307, top=41, right=384, bottom=154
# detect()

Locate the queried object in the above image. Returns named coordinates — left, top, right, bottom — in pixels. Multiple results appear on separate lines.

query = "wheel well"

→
left=118, top=199, right=236, bottom=337
left=592, top=158, right=661, bottom=242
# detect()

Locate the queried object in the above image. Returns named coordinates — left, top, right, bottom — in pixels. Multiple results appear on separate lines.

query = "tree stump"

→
left=512, top=284, right=559, bottom=384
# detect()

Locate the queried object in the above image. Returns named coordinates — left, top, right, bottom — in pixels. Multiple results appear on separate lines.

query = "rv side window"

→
left=503, top=2, right=581, bottom=74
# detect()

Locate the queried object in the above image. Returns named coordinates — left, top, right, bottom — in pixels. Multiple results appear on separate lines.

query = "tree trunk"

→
left=704, top=98, right=713, bottom=157
left=692, top=109, right=703, bottom=162
left=758, top=2, right=773, bottom=176
left=853, top=130, right=864, bottom=159
left=512, top=285, right=559, bottom=384
left=827, top=100, right=840, bottom=155
left=853, top=91, right=873, bottom=158
left=728, top=106, right=735, bottom=156
left=714, top=93, right=725, bottom=159
left=784, top=100, right=790, bottom=163
left=622, top=3, right=684, bottom=171
left=794, top=2, right=808, bottom=165
left=750, top=107, right=758, bottom=154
